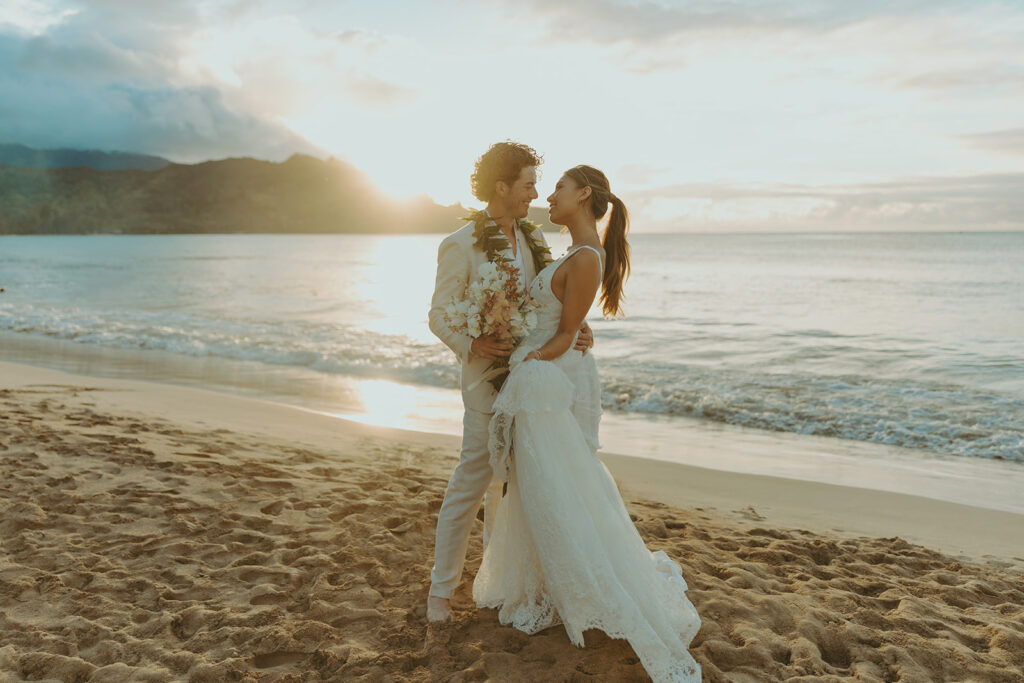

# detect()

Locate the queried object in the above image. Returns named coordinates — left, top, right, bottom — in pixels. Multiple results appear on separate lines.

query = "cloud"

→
left=508, top=0, right=934, bottom=46
left=0, top=21, right=323, bottom=162
left=504, top=0, right=1024, bottom=86
left=17, top=30, right=171, bottom=83
left=110, top=85, right=325, bottom=161
left=0, top=0, right=77, bottom=34
left=627, top=174, right=1024, bottom=231
left=344, top=71, right=415, bottom=107
left=332, top=28, right=388, bottom=52
left=219, top=0, right=260, bottom=23
left=959, top=128, right=1024, bottom=158
left=0, top=1, right=418, bottom=161
left=617, top=163, right=669, bottom=185
left=898, top=67, right=1024, bottom=93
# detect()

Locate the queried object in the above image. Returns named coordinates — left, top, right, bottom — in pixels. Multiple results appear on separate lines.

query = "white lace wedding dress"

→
left=473, top=246, right=702, bottom=683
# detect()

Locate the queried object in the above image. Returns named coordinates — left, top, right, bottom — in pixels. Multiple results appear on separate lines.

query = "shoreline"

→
left=3, top=330, right=1024, bottom=518
left=4, top=359, right=1023, bottom=568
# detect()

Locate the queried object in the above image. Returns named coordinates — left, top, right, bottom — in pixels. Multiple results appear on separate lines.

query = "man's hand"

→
left=471, top=334, right=513, bottom=360
left=573, top=322, right=594, bottom=354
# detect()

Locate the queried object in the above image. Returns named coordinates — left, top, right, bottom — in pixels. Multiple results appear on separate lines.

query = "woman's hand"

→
left=574, top=322, right=594, bottom=354
left=524, top=350, right=543, bottom=362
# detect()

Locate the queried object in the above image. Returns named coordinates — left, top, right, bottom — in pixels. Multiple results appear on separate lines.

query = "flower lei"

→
left=463, top=209, right=553, bottom=274
left=461, top=209, right=552, bottom=392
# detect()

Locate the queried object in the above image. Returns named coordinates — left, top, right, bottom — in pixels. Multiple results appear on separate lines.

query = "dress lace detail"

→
left=476, top=249, right=702, bottom=682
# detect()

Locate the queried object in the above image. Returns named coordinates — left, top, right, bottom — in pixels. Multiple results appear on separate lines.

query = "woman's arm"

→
left=525, top=250, right=601, bottom=361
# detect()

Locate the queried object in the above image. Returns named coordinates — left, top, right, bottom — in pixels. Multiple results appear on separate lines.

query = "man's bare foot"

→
left=426, top=595, right=453, bottom=623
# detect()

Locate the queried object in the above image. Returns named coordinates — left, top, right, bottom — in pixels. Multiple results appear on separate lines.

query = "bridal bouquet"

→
left=443, top=260, right=537, bottom=389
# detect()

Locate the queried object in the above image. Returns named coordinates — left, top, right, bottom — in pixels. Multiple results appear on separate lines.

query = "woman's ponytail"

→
left=600, top=193, right=630, bottom=317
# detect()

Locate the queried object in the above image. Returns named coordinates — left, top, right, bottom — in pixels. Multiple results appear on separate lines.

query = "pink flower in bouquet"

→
left=443, top=259, right=537, bottom=344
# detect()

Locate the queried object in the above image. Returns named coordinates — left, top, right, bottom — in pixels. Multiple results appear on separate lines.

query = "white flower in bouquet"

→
left=467, top=312, right=482, bottom=337
left=443, top=260, right=537, bottom=345
left=477, top=261, right=500, bottom=283
left=511, top=308, right=538, bottom=338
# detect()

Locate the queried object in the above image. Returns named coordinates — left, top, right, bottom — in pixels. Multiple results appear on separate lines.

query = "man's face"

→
left=504, top=166, right=539, bottom=219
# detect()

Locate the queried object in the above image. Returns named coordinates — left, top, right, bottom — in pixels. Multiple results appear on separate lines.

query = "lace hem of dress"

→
left=478, top=564, right=700, bottom=682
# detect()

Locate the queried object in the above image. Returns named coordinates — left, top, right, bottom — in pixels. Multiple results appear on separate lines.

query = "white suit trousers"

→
left=429, top=407, right=503, bottom=599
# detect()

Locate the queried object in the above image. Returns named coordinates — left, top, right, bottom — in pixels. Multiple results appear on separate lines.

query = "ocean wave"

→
left=0, top=305, right=460, bottom=389
left=600, top=369, right=1024, bottom=462
left=2, top=304, right=1021, bottom=462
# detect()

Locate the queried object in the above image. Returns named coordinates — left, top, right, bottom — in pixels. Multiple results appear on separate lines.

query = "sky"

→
left=1, top=0, right=1023, bottom=232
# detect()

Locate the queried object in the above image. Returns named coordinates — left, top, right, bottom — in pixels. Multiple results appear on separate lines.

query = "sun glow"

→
left=326, top=377, right=465, bottom=435
left=358, top=236, right=441, bottom=342
left=351, top=379, right=419, bottom=428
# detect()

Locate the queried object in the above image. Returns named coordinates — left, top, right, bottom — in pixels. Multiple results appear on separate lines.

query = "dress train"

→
left=473, top=360, right=701, bottom=683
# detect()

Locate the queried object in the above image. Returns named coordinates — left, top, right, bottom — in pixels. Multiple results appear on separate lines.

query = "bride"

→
left=473, top=165, right=702, bottom=682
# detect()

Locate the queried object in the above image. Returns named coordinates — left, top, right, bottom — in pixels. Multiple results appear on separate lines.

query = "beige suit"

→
left=427, top=218, right=547, bottom=599
left=428, top=220, right=542, bottom=411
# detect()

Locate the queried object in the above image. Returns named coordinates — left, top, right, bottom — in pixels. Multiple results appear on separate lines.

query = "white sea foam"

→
left=0, top=304, right=460, bottom=388
left=599, top=370, right=1024, bottom=462
left=2, top=302, right=1020, bottom=461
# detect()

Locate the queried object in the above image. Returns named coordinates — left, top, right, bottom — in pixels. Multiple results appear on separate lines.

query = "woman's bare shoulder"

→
left=563, top=247, right=602, bottom=287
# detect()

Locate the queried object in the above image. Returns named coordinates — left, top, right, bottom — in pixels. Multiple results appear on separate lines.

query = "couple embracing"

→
left=426, top=141, right=701, bottom=682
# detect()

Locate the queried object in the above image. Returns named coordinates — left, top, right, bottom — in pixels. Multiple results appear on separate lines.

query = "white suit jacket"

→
left=429, top=220, right=547, bottom=413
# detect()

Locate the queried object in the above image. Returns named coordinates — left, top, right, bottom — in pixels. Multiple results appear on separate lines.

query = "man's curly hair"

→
left=470, top=141, right=543, bottom=203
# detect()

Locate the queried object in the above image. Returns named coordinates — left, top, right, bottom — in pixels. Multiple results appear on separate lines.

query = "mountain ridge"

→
left=0, top=143, right=171, bottom=171
left=0, top=149, right=556, bottom=234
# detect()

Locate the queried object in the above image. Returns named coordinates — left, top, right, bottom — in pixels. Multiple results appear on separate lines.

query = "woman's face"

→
left=546, top=174, right=589, bottom=226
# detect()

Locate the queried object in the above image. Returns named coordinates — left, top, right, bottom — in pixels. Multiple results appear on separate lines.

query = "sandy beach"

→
left=2, top=360, right=1023, bottom=682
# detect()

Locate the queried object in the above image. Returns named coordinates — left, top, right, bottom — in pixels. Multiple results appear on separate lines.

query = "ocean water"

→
left=1, top=232, right=1022, bottom=463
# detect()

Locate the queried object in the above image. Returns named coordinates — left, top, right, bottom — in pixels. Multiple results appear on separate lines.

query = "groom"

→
left=426, top=141, right=593, bottom=622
